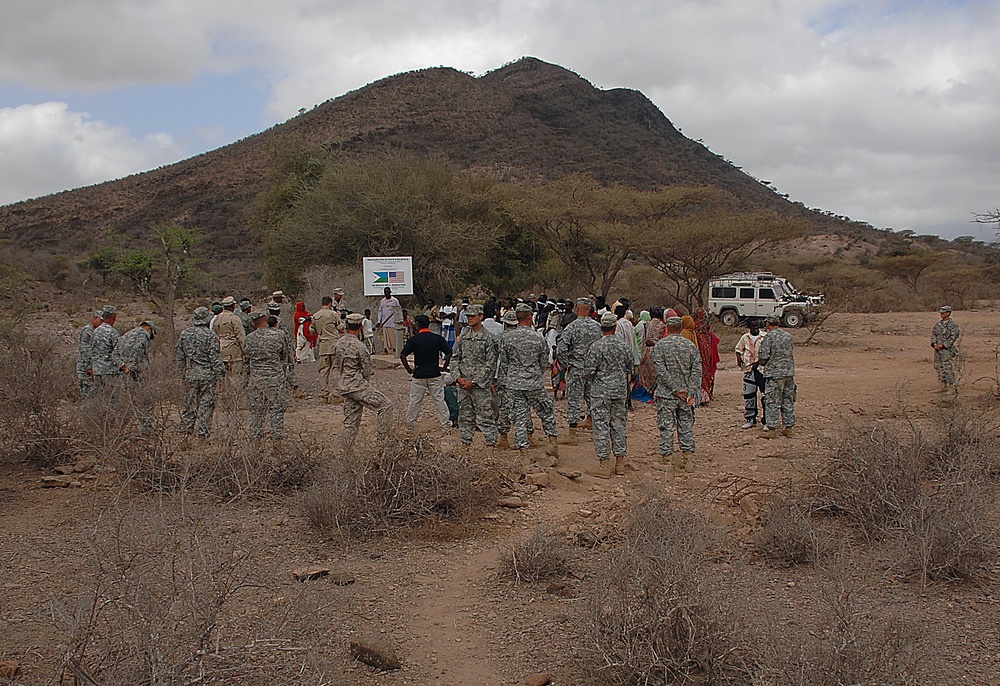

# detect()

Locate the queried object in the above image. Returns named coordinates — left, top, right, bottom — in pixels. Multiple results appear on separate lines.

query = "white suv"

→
left=707, top=272, right=824, bottom=328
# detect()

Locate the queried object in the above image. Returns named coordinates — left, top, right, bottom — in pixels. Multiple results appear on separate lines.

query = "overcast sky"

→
left=1, top=0, right=998, bottom=241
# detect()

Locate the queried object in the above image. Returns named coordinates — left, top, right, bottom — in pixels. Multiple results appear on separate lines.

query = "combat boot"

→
left=320, top=396, right=329, bottom=405
left=578, top=415, right=593, bottom=430
left=562, top=426, right=579, bottom=445
left=758, top=428, right=778, bottom=440
left=670, top=452, right=685, bottom=478
left=545, top=436, right=560, bottom=463
left=496, top=433, right=510, bottom=449
left=585, top=459, right=613, bottom=479
left=780, top=426, right=795, bottom=438
left=683, top=452, right=695, bottom=473
left=614, top=456, right=626, bottom=476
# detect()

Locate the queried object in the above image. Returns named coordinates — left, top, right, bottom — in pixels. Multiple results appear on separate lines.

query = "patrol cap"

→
left=93, top=310, right=104, bottom=319
left=938, top=306, right=952, bottom=313
left=211, top=304, right=223, bottom=314
left=346, top=313, right=365, bottom=325
left=515, top=303, right=532, bottom=313
left=141, top=321, right=156, bottom=339
left=101, top=305, right=117, bottom=318
left=193, top=306, right=211, bottom=324
left=765, top=314, right=781, bottom=325
left=501, top=311, right=518, bottom=326
left=665, top=316, right=682, bottom=328
left=250, top=310, right=267, bottom=321
left=462, top=297, right=470, bottom=305
left=333, top=287, right=345, bottom=296
left=575, top=297, right=590, bottom=306
left=239, top=298, right=252, bottom=308
left=466, top=304, right=483, bottom=316
left=600, top=312, right=618, bottom=327
left=221, top=296, right=236, bottom=307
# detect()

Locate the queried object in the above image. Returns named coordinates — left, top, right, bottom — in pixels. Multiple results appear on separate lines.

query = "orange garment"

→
left=681, top=315, right=698, bottom=346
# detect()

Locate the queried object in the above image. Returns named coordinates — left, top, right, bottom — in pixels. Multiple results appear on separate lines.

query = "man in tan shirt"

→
left=212, top=295, right=246, bottom=376
left=311, top=295, right=344, bottom=404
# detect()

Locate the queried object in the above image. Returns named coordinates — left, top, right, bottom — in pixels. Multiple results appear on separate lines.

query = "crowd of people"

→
left=76, top=283, right=960, bottom=478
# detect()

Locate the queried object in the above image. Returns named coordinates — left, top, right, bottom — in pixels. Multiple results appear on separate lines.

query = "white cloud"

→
left=0, top=102, right=182, bottom=204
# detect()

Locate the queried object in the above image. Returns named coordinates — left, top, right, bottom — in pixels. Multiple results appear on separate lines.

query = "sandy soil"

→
left=2, top=310, right=999, bottom=685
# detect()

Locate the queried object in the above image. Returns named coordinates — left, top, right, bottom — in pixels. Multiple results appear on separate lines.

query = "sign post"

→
left=362, top=256, right=414, bottom=297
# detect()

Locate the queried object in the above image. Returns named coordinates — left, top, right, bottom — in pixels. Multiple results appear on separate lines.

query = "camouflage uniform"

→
left=336, top=333, right=390, bottom=451
left=757, top=327, right=796, bottom=430
left=89, top=322, right=123, bottom=395
left=652, top=334, right=701, bottom=455
left=76, top=323, right=95, bottom=399
left=581, top=334, right=631, bottom=461
left=212, top=309, right=246, bottom=376
left=557, top=315, right=602, bottom=425
left=176, top=323, right=225, bottom=437
left=237, top=309, right=254, bottom=335
left=931, top=318, right=961, bottom=385
left=452, top=325, right=499, bottom=445
left=311, top=307, right=343, bottom=402
left=116, top=326, right=154, bottom=434
left=498, top=326, right=558, bottom=450
left=244, top=327, right=293, bottom=439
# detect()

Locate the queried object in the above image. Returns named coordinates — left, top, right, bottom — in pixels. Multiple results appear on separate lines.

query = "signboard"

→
left=362, top=256, right=414, bottom=297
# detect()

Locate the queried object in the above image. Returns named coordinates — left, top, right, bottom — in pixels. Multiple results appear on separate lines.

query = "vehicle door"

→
left=755, top=287, right=779, bottom=317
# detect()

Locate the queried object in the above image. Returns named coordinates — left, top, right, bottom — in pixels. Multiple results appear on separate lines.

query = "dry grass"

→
left=754, top=495, right=819, bottom=567
left=300, top=423, right=504, bottom=539
left=498, top=527, right=570, bottom=582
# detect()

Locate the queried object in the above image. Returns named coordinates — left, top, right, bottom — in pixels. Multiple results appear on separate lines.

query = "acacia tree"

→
left=503, top=176, right=710, bottom=299
left=874, top=251, right=942, bottom=290
left=265, top=154, right=525, bottom=301
left=638, top=207, right=806, bottom=311
left=155, top=224, right=199, bottom=340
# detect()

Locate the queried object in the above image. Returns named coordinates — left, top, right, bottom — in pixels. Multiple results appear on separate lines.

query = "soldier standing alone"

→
left=931, top=305, right=961, bottom=394
left=336, top=313, right=390, bottom=451
left=176, top=307, right=225, bottom=438
left=652, top=316, right=701, bottom=474
left=580, top=312, right=632, bottom=478
left=452, top=304, right=499, bottom=447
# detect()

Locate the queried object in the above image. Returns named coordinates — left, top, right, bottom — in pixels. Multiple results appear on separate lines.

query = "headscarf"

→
left=694, top=309, right=720, bottom=401
left=294, top=301, right=314, bottom=342
left=681, top=315, right=698, bottom=346
left=635, top=310, right=651, bottom=351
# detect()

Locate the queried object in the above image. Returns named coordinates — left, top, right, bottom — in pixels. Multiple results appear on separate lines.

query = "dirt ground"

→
left=2, top=310, right=999, bottom=685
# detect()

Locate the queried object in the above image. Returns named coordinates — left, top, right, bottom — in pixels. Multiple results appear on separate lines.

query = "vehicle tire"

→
left=782, top=310, right=803, bottom=328
left=720, top=309, right=739, bottom=327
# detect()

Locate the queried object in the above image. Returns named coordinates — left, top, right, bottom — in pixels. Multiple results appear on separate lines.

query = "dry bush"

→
left=300, top=264, right=374, bottom=314
left=753, top=564, right=923, bottom=686
left=905, top=480, right=993, bottom=584
left=584, top=497, right=752, bottom=686
left=57, top=500, right=253, bottom=685
left=754, top=495, right=819, bottom=567
left=0, top=325, right=78, bottom=467
left=499, top=527, right=570, bottom=582
left=812, top=424, right=925, bottom=540
left=300, top=425, right=504, bottom=538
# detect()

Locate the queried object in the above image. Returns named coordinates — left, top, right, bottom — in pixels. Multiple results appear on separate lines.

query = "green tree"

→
left=874, top=251, right=942, bottom=290
left=264, top=154, right=529, bottom=301
left=155, top=224, right=199, bottom=340
left=503, top=176, right=711, bottom=300
left=638, top=207, right=807, bottom=311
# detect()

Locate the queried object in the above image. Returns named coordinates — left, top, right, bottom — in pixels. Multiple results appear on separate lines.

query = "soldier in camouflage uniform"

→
left=931, top=306, right=961, bottom=390
left=497, top=304, right=559, bottom=459
left=244, top=312, right=294, bottom=439
left=452, top=304, right=499, bottom=446
left=176, top=306, right=225, bottom=438
left=116, top=320, right=156, bottom=434
left=653, top=316, right=702, bottom=474
left=580, top=312, right=632, bottom=478
left=757, top=315, right=797, bottom=439
left=237, top=299, right=255, bottom=335
left=556, top=297, right=602, bottom=439
left=336, top=313, right=390, bottom=451
left=76, top=311, right=103, bottom=400
left=494, top=310, right=529, bottom=449
left=89, top=305, right=125, bottom=396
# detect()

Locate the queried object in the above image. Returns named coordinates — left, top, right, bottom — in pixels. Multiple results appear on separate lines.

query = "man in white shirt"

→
left=734, top=319, right=767, bottom=429
left=377, top=287, right=401, bottom=355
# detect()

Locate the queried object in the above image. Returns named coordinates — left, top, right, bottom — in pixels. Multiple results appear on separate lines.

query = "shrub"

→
left=584, top=498, right=751, bottom=685
left=754, top=495, right=819, bottom=567
left=498, top=527, right=570, bottom=582
left=300, top=425, right=503, bottom=538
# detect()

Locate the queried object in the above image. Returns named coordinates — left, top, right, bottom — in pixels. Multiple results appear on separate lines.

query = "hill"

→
left=0, top=57, right=869, bottom=267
